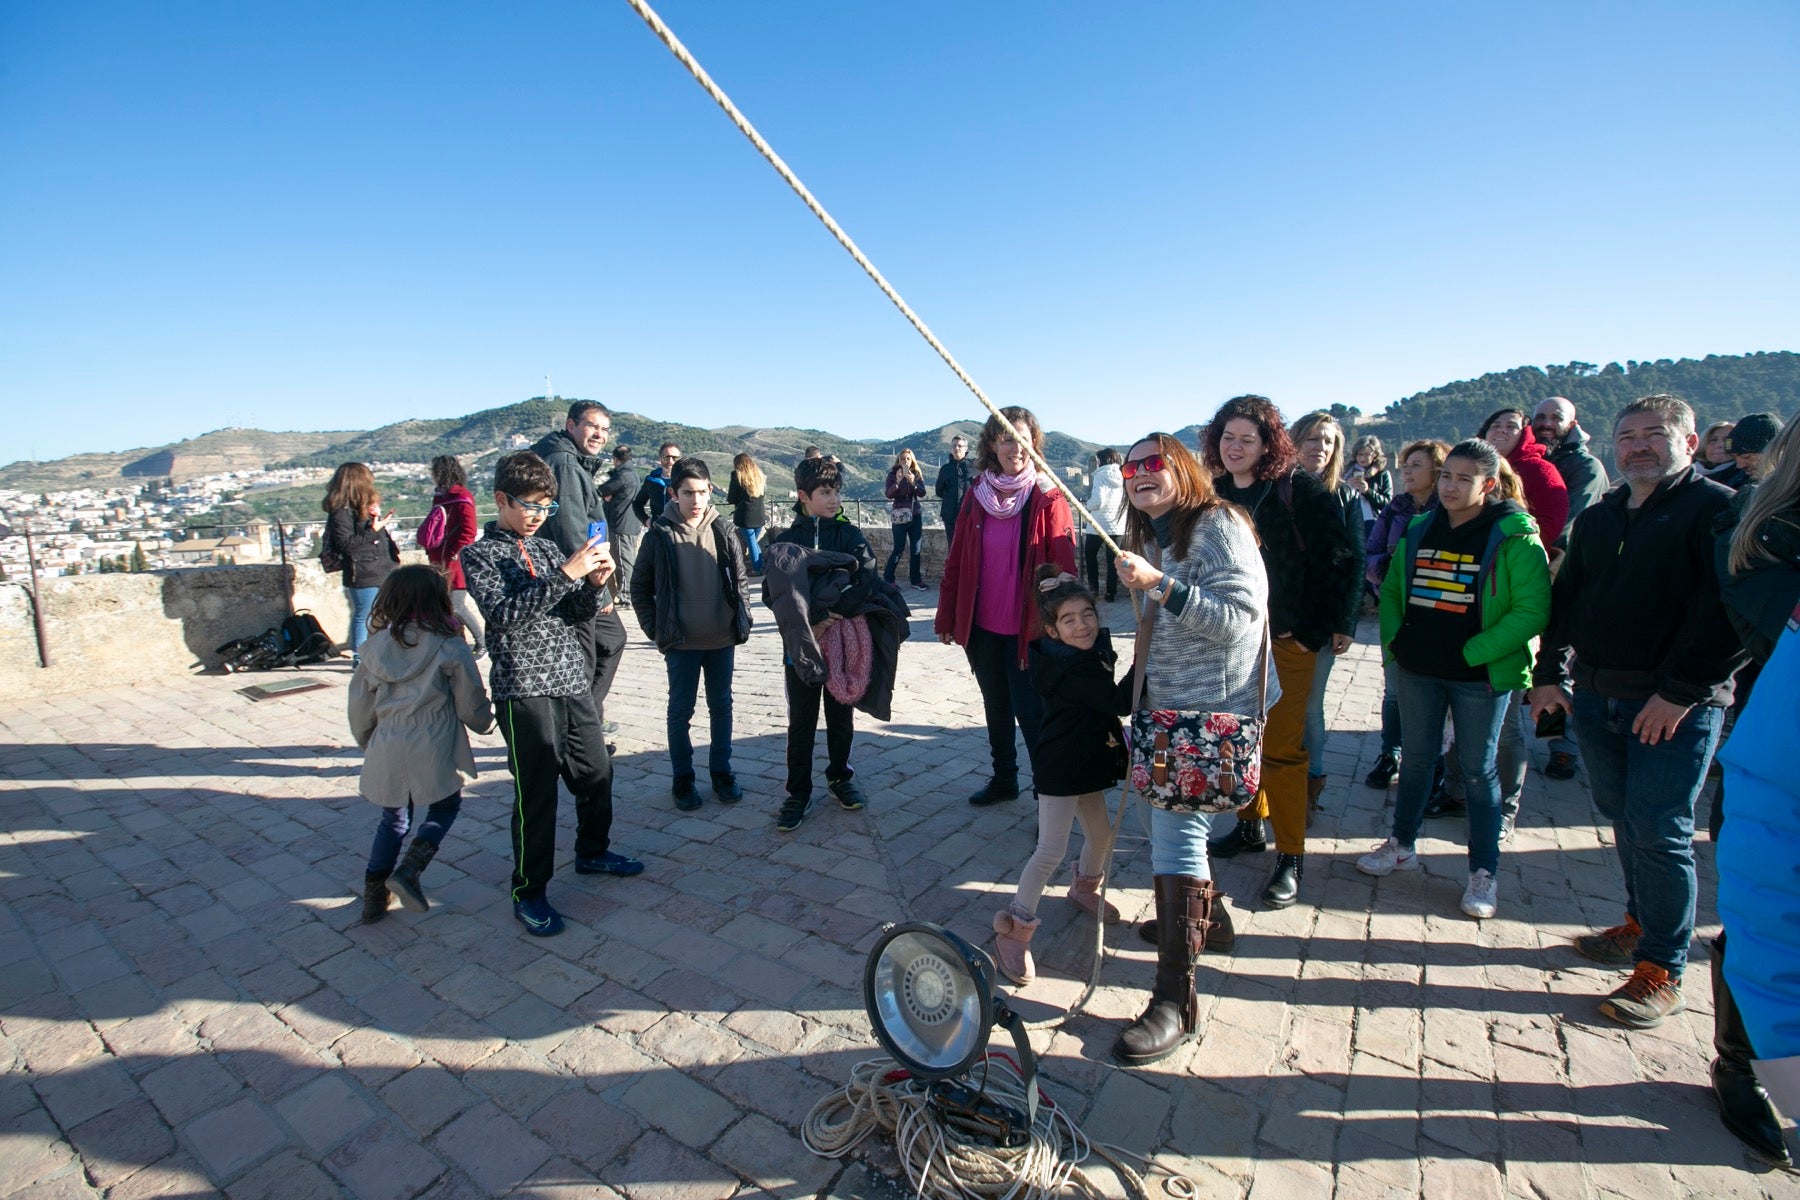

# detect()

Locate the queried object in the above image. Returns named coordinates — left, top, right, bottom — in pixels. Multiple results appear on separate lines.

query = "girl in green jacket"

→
left=1356, top=439, right=1551, bottom=920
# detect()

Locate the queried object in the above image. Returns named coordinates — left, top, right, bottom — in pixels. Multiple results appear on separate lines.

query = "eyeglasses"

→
left=503, top=494, right=559, bottom=517
left=1120, top=454, right=1167, bottom=480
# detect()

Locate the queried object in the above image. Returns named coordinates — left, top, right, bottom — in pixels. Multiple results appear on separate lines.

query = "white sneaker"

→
left=1461, top=869, right=1498, bottom=919
left=1356, top=838, right=1419, bottom=876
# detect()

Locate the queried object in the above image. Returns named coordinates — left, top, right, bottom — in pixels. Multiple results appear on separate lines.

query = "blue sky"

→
left=3, top=1, right=1797, bottom=462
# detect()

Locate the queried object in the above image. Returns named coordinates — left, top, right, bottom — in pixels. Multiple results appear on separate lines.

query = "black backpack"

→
left=280, top=611, right=335, bottom=665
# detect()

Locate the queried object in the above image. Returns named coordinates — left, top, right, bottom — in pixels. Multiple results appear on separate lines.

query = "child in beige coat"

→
left=349, top=566, right=494, bottom=922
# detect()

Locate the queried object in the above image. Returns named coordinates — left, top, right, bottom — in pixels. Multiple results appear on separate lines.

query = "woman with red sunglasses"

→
left=1201, top=396, right=1362, bottom=908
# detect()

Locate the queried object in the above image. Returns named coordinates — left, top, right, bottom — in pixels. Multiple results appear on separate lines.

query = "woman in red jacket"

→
left=936, top=407, right=1078, bottom=806
left=427, top=455, right=485, bottom=657
left=1477, top=410, right=1569, bottom=549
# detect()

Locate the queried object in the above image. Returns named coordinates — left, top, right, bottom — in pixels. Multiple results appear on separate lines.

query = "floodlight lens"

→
left=864, top=925, right=991, bottom=1078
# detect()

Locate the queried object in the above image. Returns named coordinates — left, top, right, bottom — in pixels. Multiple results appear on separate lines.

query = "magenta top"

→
left=975, top=510, right=1023, bottom=636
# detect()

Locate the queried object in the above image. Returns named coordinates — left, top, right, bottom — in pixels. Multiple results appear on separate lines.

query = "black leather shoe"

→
left=1713, top=1058, right=1792, bottom=1165
left=1261, top=853, right=1302, bottom=908
left=711, top=773, right=743, bottom=804
left=969, top=776, right=1020, bottom=807
left=672, top=777, right=702, bottom=811
left=1207, top=818, right=1268, bottom=859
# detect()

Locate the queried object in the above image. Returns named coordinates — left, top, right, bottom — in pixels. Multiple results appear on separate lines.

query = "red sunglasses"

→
left=1120, top=454, right=1167, bottom=480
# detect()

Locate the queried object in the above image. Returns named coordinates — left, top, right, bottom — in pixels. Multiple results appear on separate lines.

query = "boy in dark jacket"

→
left=460, top=452, right=643, bottom=939
left=630, top=457, right=754, bottom=811
left=767, top=457, right=876, bottom=832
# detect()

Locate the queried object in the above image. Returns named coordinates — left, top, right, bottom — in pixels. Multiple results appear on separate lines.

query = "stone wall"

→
left=0, top=557, right=420, bottom=701
left=0, top=528, right=968, bottom=701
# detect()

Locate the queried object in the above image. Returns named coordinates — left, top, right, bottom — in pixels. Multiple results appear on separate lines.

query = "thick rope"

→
left=620, top=0, right=1123, bottom=556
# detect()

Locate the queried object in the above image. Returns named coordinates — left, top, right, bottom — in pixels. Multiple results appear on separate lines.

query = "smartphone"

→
left=1534, top=707, right=1566, bottom=739
left=587, top=518, right=609, bottom=548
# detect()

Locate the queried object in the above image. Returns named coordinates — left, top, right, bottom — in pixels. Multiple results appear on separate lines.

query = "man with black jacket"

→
left=1530, top=394, right=1747, bottom=1031
left=600, top=445, right=643, bottom=593
left=532, top=402, right=630, bottom=735
left=935, top=435, right=975, bottom=549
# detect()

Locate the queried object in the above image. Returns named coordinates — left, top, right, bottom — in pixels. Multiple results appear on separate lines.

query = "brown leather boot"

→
left=1113, top=875, right=1210, bottom=1066
left=1137, top=880, right=1234, bottom=954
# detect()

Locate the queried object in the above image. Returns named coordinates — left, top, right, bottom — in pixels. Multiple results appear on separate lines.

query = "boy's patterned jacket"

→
left=460, top=522, right=600, bottom=702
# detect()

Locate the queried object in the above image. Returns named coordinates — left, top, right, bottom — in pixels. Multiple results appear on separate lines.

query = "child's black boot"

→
left=388, top=840, right=439, bottom=914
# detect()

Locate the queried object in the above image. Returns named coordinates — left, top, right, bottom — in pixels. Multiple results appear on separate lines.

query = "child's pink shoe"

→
left=1068, top=867, right=1121, bottom=924
left=992, top=907, right=1041, bottom=985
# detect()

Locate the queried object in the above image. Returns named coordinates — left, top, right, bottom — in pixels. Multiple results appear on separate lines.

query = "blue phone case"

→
left=587, top=519, right=609, bottom=545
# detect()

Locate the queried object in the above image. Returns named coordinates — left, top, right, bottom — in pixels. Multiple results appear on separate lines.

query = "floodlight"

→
left=862, top=921, right=1040, bottom=1145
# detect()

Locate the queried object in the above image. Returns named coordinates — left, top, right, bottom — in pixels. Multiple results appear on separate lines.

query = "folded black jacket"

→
left=762, top=540, right=911, bottom=720
left=1534, top=467, right=1745, bottom=707
left=1216, top=470, right=1362, bottom=650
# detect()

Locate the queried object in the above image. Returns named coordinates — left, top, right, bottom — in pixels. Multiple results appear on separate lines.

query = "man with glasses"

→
left=1530, top=395, right=1746, bottom=1029
left=534, top=402, right=631, bottom=738
left=634, top=442, right=683, bottom=528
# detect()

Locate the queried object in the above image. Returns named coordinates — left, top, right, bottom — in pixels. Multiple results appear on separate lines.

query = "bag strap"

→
left=1129, top=543, right=1160, bottom=712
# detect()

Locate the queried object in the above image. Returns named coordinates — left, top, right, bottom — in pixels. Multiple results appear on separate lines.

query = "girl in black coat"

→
left=990, top=567, right=1128, bottom=985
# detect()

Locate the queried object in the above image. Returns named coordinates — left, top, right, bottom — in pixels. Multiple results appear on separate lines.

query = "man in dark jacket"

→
left=1530, top=394, right=1747, bottom=1032
left=632, top=442, right=681, bottom=527
left=600, top=445, right=643, bottom=592
left=935, top=435, right=975, bottom=549
left=1531, top=396, right=1612, bottom=779
left=532, top=401, right=629, bottom=736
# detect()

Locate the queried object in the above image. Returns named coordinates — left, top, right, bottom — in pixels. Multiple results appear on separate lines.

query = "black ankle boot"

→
left=969, top=775, right=1020, bottom=807
left=1206, top=817, right=1267, bottom=859
left=1711, top=936, right=1791, bottom=1165
left=387, top=839, right=439, bottom=914
left=1114, top=875, right=1210, bottom=1066
left=361, top=872, right=391, bottom=924
left=1261, top=853, right=1303, bottom=909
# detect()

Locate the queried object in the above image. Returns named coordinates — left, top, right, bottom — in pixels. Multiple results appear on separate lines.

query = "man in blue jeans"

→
left=1530, top=395, right=1747, bottom=1029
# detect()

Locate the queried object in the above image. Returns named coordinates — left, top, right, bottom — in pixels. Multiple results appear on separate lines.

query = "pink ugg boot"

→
left=992, top=907, right=1041, bottom=985
left=1068, top=867, right=1121, bottom=924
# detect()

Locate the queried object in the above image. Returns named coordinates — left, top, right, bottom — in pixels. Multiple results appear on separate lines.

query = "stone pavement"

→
left=1, top=590, right=1795, bottom=1199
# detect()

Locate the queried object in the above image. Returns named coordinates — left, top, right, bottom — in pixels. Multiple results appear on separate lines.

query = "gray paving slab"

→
left=1, top=594, right=1796, bottom=1198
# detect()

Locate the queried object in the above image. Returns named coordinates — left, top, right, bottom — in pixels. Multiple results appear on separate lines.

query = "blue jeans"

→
left=665, top=646, right=735, bottom=781
left=1379, top=660, right=1402, bottom=758
left=885, top=515, right=923, bottom=587
left=346, top=586, right=379, bottom=660
left=1393, top=668, right=1508, bottom=874
left=366, top=793, right=462, bottom=875
left=1149, top=806, right=1216, bottom=879
left=738, top=527, right=763, bottom=574
left=1571, top=690, right=1722, bottom=975
left=1443, top=694, right=1527, bottom=816
left=1305, top=646, right=1337, bottom=777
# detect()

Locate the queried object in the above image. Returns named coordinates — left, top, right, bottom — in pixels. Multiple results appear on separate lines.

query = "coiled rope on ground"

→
left=801, top=1054, right=1197, bottom=1200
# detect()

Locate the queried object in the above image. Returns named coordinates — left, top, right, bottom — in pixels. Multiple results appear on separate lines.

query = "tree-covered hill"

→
left=1365, top=352, right=1799, bottom=456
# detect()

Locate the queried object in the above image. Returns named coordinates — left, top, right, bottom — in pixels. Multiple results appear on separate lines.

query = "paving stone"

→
left=65, top=1097, right=176, bottom=1187
left=273, top=1072, right=374, bottom=1152
left=525, top=1089, right=644, bottom=1173
left=712, top=1112, right=837, bottom=1197
left=325, top=1117, right=449, bottom=1200
left=381, top=1063, right=480, bottom=1136
left=34, top=1057, right=141, bottom=1129
left=434, top=1101, right=553, bottom=1194
left=618, top=1069, right=737, bottom=1148
left=223, top=1147, right=342, bottom=1200
left=183, top=1095, right=286, bottom=1179
left=611, top=1130, right=741, bottom=1200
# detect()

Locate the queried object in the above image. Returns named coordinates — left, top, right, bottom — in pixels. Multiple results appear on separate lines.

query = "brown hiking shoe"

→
left=1599, top=961, right=1685, bottom=1029
left=1574, top=916, right=1642, bottom=967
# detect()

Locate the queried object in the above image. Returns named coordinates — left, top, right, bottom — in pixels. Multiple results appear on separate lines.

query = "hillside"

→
left=0, top=428, right=357, bottom=490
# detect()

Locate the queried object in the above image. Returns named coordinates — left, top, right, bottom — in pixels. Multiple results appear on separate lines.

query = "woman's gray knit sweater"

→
left=1139, top=505, right=1271, bottom=715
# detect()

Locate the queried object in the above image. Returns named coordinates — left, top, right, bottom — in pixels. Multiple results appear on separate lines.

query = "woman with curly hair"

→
left=1201, top=397, right=1361, bottom=907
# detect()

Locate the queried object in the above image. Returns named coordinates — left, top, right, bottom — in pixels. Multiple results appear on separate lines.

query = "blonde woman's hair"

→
left=1730, top=419, right=1800, bottom=575
left=731, top=453, right=766, bottom=498
left=893, top=447, right=920, bottom=476
left=1289, top=411, right=1346, bottom=491
left=1495, top=459, right=1526, bottom=504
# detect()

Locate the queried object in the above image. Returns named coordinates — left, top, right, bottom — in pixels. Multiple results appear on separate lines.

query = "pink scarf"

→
left=972, top=464, right=1052, bottom=519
